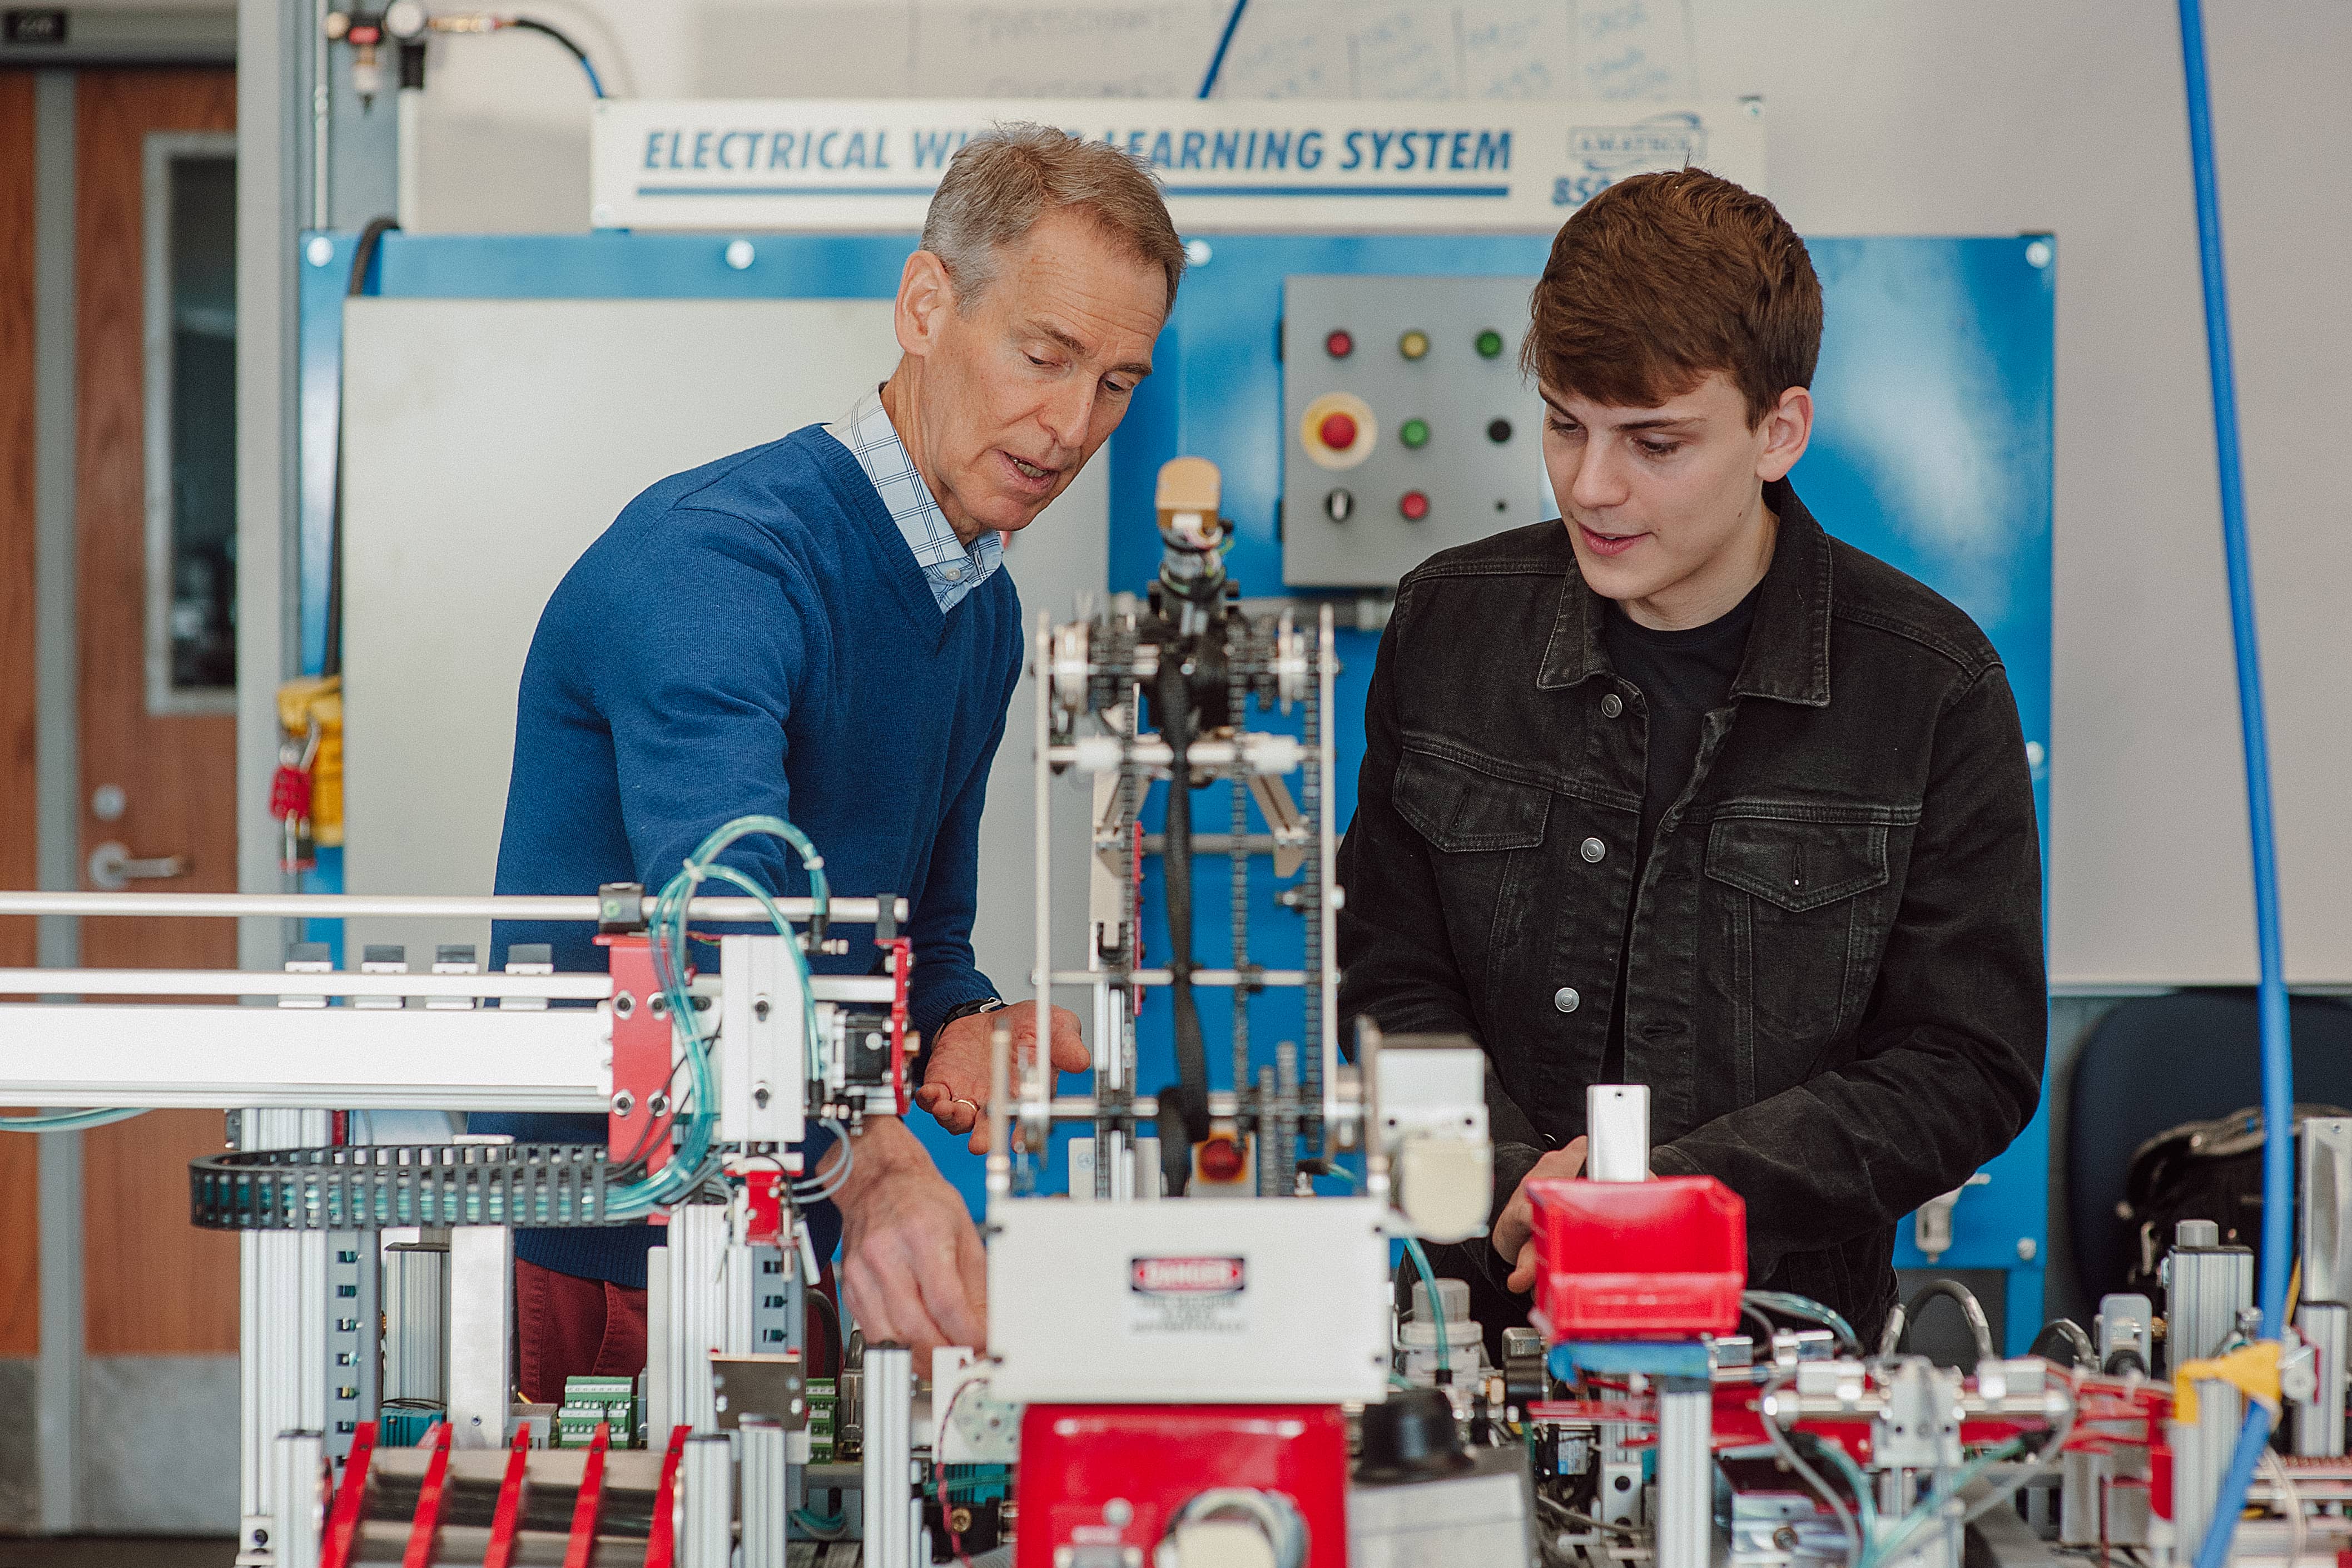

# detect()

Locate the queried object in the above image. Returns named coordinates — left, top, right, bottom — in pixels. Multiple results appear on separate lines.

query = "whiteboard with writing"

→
left=589, top=95, right=1763, bottom=232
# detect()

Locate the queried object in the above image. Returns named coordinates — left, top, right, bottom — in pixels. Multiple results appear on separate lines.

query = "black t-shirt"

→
left=1597, top=581, right=1761, bottom=1078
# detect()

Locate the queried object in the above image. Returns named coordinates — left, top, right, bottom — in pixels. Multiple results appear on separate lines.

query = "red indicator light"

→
left=1316, top=411, right=1359, bottom=451
left=1324, top=329, right=1354, bottom=359
left=1198, top=1137, right=1247, bottom=1183
left=1400, top=490, right=1431, bottom=521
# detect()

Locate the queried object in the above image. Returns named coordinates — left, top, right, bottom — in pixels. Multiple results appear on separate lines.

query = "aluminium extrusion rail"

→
left=0, top=889, right=905, bottom=922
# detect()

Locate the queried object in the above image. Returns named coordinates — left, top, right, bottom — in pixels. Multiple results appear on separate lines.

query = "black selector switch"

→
left=1324, top=488, right=1355, bottom=522
left=1487, top=418, right=1514, bottom=444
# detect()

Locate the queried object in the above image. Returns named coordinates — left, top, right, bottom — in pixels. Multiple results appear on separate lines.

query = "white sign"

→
left=1124, top=1254, right=1251, bottom=1337
left=589, top=98, right=1766, bottom=234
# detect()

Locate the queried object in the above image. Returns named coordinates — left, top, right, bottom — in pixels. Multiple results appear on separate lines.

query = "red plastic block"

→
left=1015, top=1405, right=1349, bottom=1568
left=1529, top=1175, right=1747, bottom=1341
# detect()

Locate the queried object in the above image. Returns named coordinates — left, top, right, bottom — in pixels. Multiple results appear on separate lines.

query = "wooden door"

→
left=73, top=68, right=240, bottom=1356
left=0, top=72, right=44, bottom=1363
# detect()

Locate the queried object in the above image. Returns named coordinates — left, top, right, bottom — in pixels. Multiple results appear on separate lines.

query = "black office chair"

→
left=2067, top=989, right=2352, bottom=1308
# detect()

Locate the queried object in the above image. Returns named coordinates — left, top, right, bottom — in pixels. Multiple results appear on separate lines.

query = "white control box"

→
left=986, top=1197, right=1392, bottom=1405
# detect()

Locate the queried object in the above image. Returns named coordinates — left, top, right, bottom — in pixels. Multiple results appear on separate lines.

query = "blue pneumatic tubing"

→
left=2176, top=0, right=2293, bottom=1332
left=2195, top=1404, right=2276, bottom=1568
left=1198, top=0, right=1249, bottom=98
left=2177, top=0, right=2296, bottom=1560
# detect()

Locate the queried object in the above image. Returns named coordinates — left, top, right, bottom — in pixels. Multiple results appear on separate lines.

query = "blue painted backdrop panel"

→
left=295, top=230, right=2053, bottom=1342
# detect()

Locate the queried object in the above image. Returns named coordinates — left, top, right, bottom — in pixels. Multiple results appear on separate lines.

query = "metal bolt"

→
left=753, top=1085, right=770, bottom=1109
left=2018, top=1237, right=2039, bottom=1262
left=2025, top=239, right=2053, bottom=269
left=649, top=993, right=668, bottom=1017
left=648, top=1093, right=669, bottom=1118
left=754, top=998, right=771, bottom=1021
left=1775, top=1526, right=1801, bottom=1551
left=305, top=236, right=334, bottom=267
left=1183, top=238, right=1212, bottom=266
left=614, top=991, right=635, bottom=1018
left=725, top=238, right=756, bottom=270
left=612, top=1090, right=634, bottom=1117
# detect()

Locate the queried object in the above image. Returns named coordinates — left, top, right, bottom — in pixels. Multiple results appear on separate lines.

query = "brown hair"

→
left=923, top=122, right=1186, bottom=314
left=1521, top=169, right=1821, bottom=426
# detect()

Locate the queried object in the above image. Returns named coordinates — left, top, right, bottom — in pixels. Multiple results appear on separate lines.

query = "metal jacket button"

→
left=1580, top=837, right=1606, bottom=863
left=1600, top=693, right=1623, bottom=718
left=1554, top=986, right=1581, bottom=1013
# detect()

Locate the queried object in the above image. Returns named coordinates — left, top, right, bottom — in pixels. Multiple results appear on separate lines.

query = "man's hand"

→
left=915, top=1001, right=1089, bottom=1153
left=1494, top=1136, right=1587, bottom=1294
left=828, top=1117, right=989, bottom=1355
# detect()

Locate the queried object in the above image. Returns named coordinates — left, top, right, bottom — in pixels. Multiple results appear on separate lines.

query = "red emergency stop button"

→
left=1199, top=1136, right=1247, bottom=1183
left=1325, top=329, right=1354, bottom=359
left=1317, top=411, right=1359, bottom=451
left=1400, top=490, right=1430, bottom=521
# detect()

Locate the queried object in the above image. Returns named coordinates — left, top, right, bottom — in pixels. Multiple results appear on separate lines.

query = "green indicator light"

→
left=1400, top=418, right=1431, bottom=449
left=1475, top=329, right=1504, bottom=359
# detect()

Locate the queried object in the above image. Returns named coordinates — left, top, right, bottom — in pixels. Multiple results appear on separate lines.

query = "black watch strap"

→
left=914, top=996, right=1006, bottom=1089
left=940, top=996, right=1008, bottom=1027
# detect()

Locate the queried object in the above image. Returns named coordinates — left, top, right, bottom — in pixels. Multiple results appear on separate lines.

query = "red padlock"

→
left=274, top=718, right=322, bottom=872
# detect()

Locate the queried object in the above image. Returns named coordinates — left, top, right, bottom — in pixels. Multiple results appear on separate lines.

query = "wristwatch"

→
left=915, top=995, right=1007, bottom=1090
left=940, top=996, right=1008, bottom=1028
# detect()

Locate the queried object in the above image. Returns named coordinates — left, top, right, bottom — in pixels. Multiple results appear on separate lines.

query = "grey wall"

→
left=336, top=296, right=1101, bottom=1017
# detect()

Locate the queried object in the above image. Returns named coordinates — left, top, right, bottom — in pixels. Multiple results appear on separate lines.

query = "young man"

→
left=482, top=127, right=1182, bottom=1398
left=1338, top=170, right=2045, bottom=1350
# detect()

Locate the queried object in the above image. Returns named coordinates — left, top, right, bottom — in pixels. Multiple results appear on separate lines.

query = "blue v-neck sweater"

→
left=479, top=425, right=1021, bottom=1287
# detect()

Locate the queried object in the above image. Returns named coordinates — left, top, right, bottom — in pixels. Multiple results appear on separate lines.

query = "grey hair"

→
left=921, top=122, right=1186, bottom=312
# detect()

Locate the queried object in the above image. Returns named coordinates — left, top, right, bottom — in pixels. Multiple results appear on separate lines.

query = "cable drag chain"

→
left=189, top=1142, right=635, bottom=1230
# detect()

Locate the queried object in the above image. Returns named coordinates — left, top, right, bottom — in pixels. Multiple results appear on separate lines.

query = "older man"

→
left=480, top=126, right=1183, bottom=1398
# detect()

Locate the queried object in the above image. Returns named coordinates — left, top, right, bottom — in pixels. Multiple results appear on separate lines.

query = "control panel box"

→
left=1281, top=274, right=1547, bottom=589
left=986, top=1196, right=1391, bottom=1405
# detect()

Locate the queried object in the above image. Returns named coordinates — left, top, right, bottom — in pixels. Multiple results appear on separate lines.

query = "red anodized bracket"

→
left=562, top=1422, right=611, bottom=1568
left=318, top=1420, right=376, bottom=1568
left=400, top=1420, right=454, bottom=1568
left=604, top=934, right=682, bottom=1177
left=643, top=1426, right=690, bottom=1568
left=741, top=1166, right=786, bottom=1246
left=482, top=1422, right=533, bottom=1568
left=881, top=933, right=912, bottom=1114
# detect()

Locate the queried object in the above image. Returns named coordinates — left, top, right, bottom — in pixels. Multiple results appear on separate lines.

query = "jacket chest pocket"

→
left=1393, top=747, right=1552, bottom=988
left=1704, top=816, right=1893, bottom=1103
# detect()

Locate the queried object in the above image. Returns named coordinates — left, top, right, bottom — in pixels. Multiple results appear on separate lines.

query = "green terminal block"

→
left=555, top=1375, right=641, bottom=1448
left=807, top=1377, right=838, bottom=1462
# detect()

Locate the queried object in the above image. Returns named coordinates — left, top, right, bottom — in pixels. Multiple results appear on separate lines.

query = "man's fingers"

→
left=964, top=1118, right=995, bottom=1157
left=850, top=1242, right=952, bottom=1356
left=1507, top=1240, right=1537, bottom=1294
left=956, top=1222, right=991, bottom=1352
left=911, top=1224, right=988, bottom=1350
left=1048, top=1024, right=1091, bottom=1074
left=1492, top=1186, right=1532, bottom=1263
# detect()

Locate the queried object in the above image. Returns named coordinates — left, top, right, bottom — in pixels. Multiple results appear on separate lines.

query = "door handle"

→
left=88, top=841, right=190, bottom=891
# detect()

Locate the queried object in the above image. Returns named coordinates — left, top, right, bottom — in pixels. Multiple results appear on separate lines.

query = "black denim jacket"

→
left=1338, top=483, right=2046, bottom=1341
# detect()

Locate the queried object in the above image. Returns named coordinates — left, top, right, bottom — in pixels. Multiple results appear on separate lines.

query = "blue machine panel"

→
left=295, top=229, right=2052, bottom=1346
